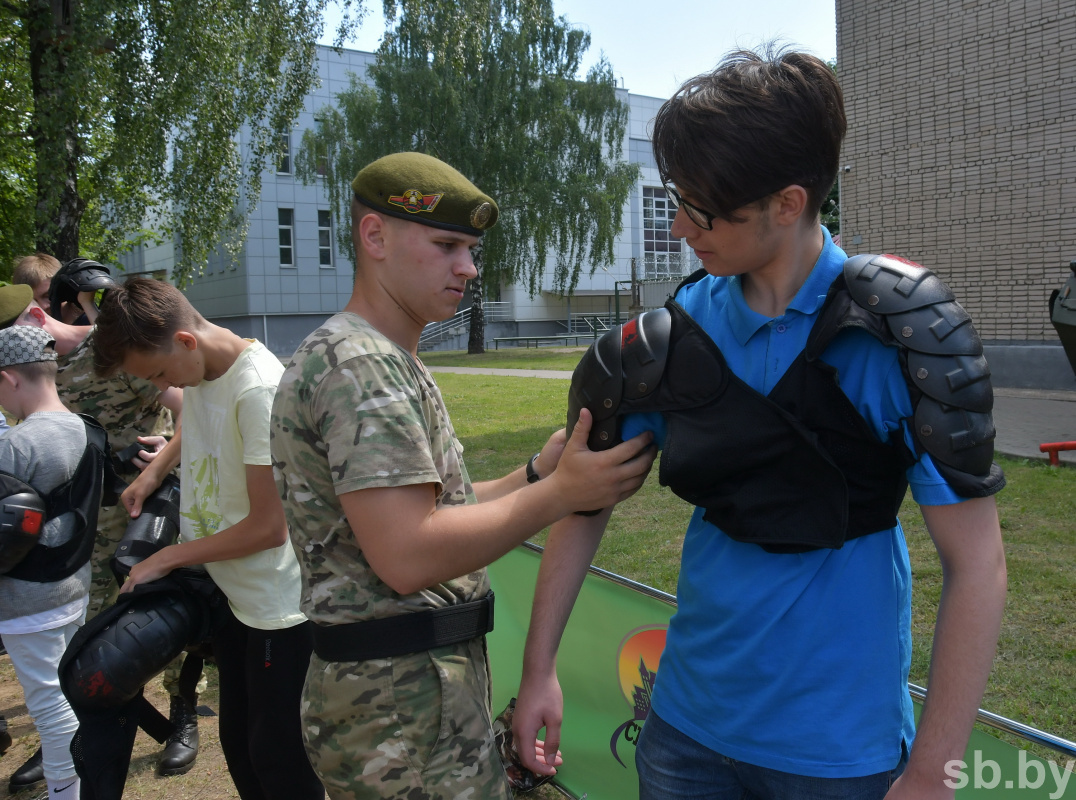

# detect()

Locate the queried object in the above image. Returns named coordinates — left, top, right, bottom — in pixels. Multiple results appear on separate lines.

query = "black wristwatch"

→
left=526, top=452, right=542, bottom=483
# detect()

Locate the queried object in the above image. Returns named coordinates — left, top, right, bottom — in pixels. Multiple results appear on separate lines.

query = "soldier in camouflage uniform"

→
left=270, top=152, right=656, bottom=800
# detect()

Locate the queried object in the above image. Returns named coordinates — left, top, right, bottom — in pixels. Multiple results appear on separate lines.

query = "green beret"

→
left=352, top=152, right=498, bottom=237
left=0, top=284, right=32, bottom=329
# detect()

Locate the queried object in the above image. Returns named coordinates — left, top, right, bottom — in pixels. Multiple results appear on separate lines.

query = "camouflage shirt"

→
left=271, top=312, right=486, bottom=625
left=55, top=331, right=175, bottom=452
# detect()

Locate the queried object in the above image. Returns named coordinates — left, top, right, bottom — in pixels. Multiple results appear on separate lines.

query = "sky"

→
left=320, top=0, right=837, bottom=100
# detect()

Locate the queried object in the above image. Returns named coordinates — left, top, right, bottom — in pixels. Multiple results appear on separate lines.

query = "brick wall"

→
left=836, top=0, right=1076, bottom=342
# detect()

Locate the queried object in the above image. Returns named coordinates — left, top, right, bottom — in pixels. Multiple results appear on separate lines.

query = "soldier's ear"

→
left=357, top=212, right=389, bottom=261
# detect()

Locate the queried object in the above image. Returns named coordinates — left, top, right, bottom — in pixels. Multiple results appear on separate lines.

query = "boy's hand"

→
left=118, top=548, right=175, bottom=593
left=130, top=435, right=168, bottom=470
left=122, top=469, right=162, bottom=518
left=513, top=667, right=565, bottom=776
left=547, top=409, right=656, bottom=513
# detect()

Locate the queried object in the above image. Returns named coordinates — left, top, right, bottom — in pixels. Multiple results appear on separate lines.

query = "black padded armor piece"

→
left=843, top=254, right=1001, bottom=494
left=110, top=474, right=181, bottom=581
left=566, top=308, right=671, bottom=451
left=1, top=415, right=119, bottom=582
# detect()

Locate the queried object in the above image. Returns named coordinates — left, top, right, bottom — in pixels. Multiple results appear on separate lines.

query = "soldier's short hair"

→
left=92, top=277, right=201, bottom=377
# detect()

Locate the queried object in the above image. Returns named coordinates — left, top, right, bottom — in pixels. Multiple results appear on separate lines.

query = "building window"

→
left=278, top=208, right=294, bottom=266
left=318, top=210, right=333, bottom=267
left=276, top=132, right=291, bottom=174
left=642, top=187, right=683, bottom=280
left=313, top=115, right=328, bottom=177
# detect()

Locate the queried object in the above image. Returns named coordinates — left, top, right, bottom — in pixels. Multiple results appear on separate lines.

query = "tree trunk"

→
left=467, top=247, right=486, bottom=354
left=28, top=0, right=83, bottom=261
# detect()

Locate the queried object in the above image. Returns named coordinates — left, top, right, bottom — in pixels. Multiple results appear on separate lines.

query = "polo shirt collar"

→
left=726, top=227, right=846, bottom=346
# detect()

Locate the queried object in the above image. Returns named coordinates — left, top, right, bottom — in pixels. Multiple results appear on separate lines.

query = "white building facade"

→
left=120, top=45, right=696, bottom=357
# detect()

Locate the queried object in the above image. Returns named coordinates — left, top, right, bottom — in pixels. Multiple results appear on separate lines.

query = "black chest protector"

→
left=0, top=414, right=117, bottom=581
left=567, top=254, right=1005, bottom=553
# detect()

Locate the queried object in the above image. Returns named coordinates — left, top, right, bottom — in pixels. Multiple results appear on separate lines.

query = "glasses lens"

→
left=663, top=183, right=679, bottom=207
left=663, top=182, right=712, bottom=230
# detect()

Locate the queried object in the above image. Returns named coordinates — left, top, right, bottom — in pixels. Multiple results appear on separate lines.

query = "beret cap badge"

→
left=388, top=189, right=444, bottom=214
left=470, top=202, right=493, bottom=230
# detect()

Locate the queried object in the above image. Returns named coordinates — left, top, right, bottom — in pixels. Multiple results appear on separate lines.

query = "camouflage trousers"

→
left=302, top=636, right=512, bottom=800
left=86, top=503, right=205, bottom=699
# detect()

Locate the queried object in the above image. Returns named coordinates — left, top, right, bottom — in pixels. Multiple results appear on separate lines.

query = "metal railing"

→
left=418, top=301, right=510, bottom=349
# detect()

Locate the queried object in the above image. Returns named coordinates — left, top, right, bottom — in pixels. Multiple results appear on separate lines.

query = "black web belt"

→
left=311, top=591, right=495, bottom=662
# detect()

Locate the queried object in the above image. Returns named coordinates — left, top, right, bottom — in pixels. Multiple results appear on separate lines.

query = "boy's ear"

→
left=24, top=305, right=47, bottom=327
left=173, top=331, right=198, bottom=351
left=772, top=184, right=811, bottom=227
left=0, top=369, right=17, bottom=389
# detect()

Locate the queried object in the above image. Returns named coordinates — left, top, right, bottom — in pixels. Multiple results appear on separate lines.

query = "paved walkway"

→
left=427, top=368, right=1076, bottom=466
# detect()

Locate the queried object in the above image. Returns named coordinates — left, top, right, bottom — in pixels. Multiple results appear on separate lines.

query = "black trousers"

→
left=212, top=607, right=324, bottom=800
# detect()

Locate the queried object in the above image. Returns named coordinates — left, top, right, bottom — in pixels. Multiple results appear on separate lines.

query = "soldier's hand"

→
left=548, top=409, right=656, bottom=512
left=534, top=428, right=568, bottom=479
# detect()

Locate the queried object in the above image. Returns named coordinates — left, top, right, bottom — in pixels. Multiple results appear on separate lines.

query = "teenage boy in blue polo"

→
left=514, top=48, right=1007, bottom=800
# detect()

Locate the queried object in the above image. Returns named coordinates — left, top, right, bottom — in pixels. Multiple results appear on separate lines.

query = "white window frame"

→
left=278, top=208, right=294, bottom=267
left=318, top=210, right=333, bottom=267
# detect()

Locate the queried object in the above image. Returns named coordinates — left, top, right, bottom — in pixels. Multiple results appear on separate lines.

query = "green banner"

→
left=487, top=545, right=1075, bottom=799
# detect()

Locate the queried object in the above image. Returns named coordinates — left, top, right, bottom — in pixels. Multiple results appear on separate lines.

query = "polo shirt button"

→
left=776, top=324, right=787, bottom=333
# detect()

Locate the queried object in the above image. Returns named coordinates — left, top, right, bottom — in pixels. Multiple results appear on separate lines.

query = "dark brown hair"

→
left=92, top=277, right=200, bottom=377
left=652, top=46, right=846, bottom=223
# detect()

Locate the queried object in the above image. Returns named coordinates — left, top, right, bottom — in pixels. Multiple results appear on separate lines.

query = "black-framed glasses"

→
left=662, top=181, right=717, bottom=231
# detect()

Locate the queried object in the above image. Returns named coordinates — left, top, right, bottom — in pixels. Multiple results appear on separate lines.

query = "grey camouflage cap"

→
left=0, top=325, right=57, bottom=369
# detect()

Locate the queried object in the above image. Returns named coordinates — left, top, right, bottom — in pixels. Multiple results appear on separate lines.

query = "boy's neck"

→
left=740, top=223, right=825, bottom=318
left=18, top=384, right=70, bottom=417
left=199, top=323, right=253, bottom=381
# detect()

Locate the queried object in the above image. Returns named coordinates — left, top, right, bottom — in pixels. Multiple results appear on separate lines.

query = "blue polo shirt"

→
left=622, top=229, right=961, bottom=777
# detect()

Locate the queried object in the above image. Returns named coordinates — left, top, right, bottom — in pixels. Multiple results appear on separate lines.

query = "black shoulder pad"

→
left=843, top=254, right=1001, bottom=493
left=844, top=254, right=955, bottom=313
left=566, top=308, right=671, bottom=451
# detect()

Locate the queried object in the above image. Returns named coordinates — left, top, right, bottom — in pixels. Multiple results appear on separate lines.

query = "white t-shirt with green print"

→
left=179, top=340, right=305, bottom=631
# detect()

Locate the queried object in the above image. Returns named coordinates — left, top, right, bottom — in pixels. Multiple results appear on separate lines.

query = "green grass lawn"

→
left=420, top=346, right=588, bottom=372
left=436, top=372, right=1076, bottom=752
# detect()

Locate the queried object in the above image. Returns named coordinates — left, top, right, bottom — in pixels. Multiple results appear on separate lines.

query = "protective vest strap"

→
left=3, top=415, right=117, bottom=582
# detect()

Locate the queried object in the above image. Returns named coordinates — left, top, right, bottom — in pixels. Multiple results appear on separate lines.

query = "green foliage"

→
left=821, top=179, right=840, bottom=235
left=0, top=10, right=35, bottom=279
left=298, top=0, right=639, bottom=299
left=0, top=0, right=366, bottom=285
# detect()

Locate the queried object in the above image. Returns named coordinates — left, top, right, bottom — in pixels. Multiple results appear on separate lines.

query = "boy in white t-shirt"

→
left=91, top=278, right=323, bottom=800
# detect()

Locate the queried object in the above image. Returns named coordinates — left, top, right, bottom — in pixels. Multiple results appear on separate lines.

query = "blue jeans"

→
left=636, top=711, right=906, bottom=800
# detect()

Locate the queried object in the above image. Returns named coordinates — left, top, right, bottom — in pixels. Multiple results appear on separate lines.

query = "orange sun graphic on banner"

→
left=616, top=625, right=667, bottom=706
left=609, top=625, right=668, bottom=767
